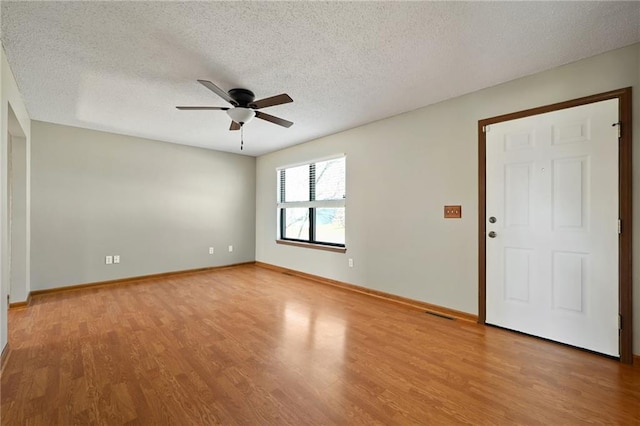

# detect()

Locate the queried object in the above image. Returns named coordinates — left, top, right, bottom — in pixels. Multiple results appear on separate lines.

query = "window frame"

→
left=277, top=156, right=346, bottom=251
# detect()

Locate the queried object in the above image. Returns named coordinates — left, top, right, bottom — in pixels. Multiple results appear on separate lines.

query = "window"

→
left=277, top=156, right=346, bottom=248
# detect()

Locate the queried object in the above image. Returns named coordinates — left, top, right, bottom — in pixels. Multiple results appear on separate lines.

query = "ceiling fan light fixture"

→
left=227, top=107, right=255, bottom=125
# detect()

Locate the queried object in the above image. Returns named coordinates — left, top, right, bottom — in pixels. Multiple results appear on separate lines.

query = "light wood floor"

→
left=1, top=264, right=638, bottom=425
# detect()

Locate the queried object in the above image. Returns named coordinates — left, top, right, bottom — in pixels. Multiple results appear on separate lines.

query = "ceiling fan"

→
left=176, top=79, right=293, bottom=131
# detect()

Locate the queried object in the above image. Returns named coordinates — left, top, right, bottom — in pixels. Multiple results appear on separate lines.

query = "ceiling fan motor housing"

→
left=228, top=88, right=256, bottom=107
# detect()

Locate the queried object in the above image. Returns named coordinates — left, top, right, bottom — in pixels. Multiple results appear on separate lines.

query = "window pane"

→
left=315, top=157, right=345, bottom=201
left=315, top=208, right=345, bottom=245
left=284, top=164, right=310, bottom=202
left=283, top=208, right=309, bottom=240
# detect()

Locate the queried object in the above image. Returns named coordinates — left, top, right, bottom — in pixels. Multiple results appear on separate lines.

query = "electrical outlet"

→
left=113, top=255, right=120, bottom=264
left=105, top=255, right=113, bottom=265
left=209, top=247, right=214, bottom=255
left=348, top=258, right=354, bottom=268
left=228, top=245, right=233, bottom=252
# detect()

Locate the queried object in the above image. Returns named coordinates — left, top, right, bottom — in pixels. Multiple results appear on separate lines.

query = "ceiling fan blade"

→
left=230, top=121, right=241, bottom=131
left=249, top=94, right=293, bottom=110
left=197, top=80, right=237, bottom=106
left=255, top=111, right=293, bottom=128
left=176, top=106, right=229, bottom=110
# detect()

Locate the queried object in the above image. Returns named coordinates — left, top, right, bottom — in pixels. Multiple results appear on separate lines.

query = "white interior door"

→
left=486, top=99, right=619, bottom=357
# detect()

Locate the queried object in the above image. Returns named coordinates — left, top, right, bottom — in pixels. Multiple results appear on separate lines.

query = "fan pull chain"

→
left=240, top=125, right=244, bottom=151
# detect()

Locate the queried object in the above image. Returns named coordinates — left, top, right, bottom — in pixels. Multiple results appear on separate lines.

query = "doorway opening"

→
left=7, top=104, right=28, bottom=307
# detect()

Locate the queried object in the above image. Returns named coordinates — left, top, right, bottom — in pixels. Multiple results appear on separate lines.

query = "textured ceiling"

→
left=1, top=2, right=639, bottom=156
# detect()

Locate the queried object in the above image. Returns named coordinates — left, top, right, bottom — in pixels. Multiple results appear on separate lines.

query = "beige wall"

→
left=256, top=43, right=640, bottom=354
left=30, top=121, right=256, bottom=290
left=1, top=47, right=31, bottom=352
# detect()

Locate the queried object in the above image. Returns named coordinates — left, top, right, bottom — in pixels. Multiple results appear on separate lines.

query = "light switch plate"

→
left=444, top=205, right=462, bottom=219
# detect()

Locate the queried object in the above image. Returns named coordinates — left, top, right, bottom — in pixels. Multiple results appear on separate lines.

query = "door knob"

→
left=488, top=231, right=497, bottom=238
left=489, top=216, right=497, bottom=223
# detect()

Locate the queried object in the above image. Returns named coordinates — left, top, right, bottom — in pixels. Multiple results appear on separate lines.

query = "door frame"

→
left=478, top=87, right=633, bottom=364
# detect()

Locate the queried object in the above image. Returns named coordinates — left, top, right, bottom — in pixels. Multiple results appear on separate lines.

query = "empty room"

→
left=0, top=1, right=639, bottom=424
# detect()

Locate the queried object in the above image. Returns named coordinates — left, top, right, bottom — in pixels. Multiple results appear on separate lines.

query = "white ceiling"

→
left=1, top=1, right=639, bottom=156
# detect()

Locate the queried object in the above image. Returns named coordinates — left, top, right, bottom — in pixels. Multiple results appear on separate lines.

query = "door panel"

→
left=486, top=99, right=619, bottom=357
left=504, top=247, right=532, bottom=302
left=552, top=156, right=588, bottom=229
left=505, top=163, right=532, bottom=227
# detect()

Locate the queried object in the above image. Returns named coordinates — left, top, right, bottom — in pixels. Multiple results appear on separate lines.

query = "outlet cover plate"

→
left=444, top=205, right=462, bottom=219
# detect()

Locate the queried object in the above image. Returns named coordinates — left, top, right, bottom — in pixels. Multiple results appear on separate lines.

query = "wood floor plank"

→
left=1, top=264, right=639, bottom=424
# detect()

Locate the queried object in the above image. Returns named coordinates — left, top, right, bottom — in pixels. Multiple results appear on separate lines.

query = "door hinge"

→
left=612, top=122, right=621, bottom=138
left=618, top=219, right=622, bottom=235
left=619, top=314, right=622, bottom=330
left=483, top=125, right=490, bottom=133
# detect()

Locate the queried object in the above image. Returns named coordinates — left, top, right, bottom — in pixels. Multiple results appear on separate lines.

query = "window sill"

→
left=276, top=240, right=347, bottom=253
